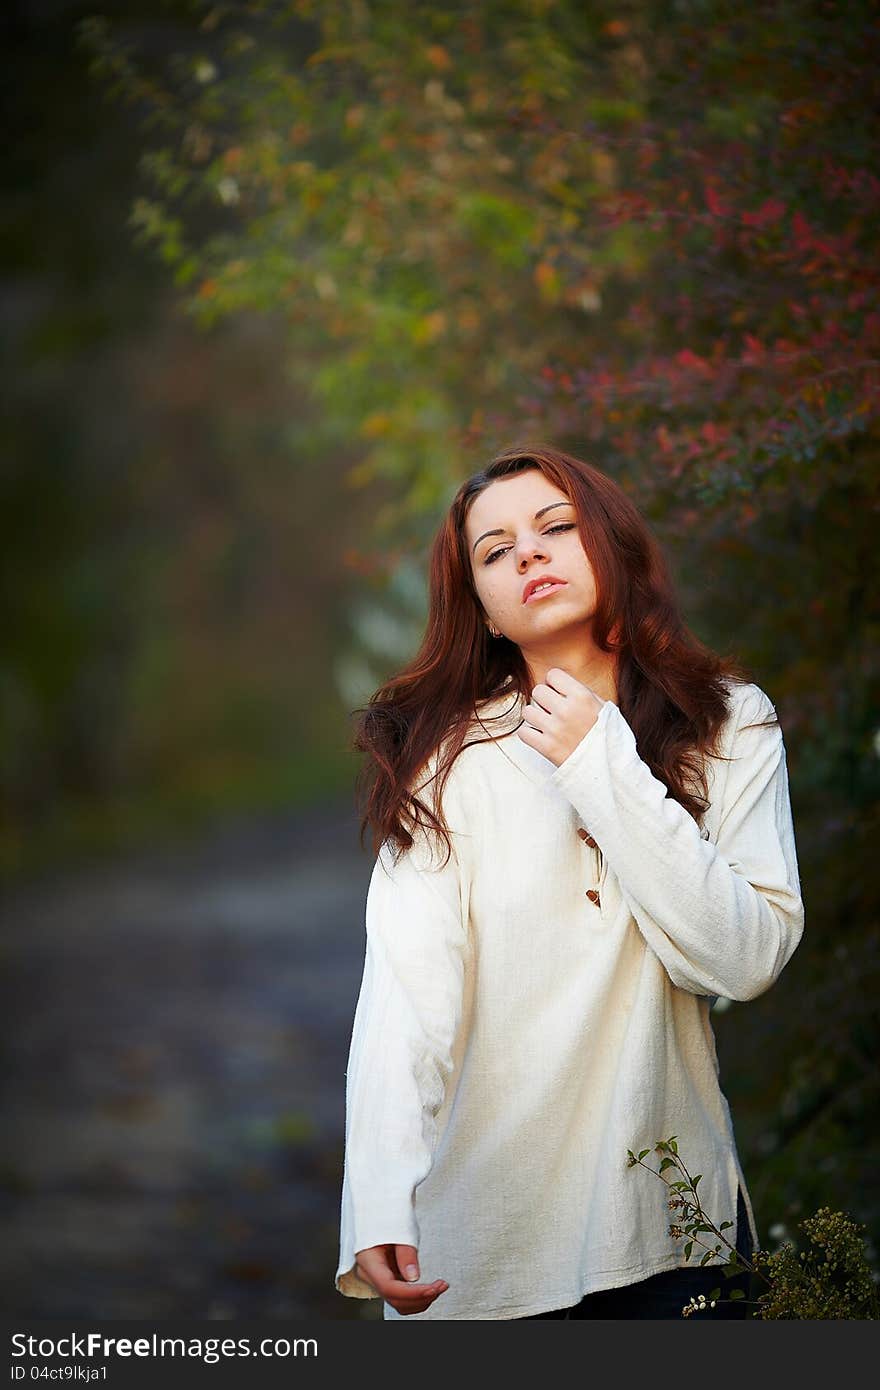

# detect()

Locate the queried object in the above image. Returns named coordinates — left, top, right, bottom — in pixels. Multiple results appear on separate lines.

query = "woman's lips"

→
left=524, top=581, right=568, bottom=604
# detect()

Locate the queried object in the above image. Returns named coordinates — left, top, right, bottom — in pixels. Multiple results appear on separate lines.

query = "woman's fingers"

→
left=385, top=1273, right=450, bottom=1312
left=355, top=1244, right=449, bottom=1314
left=393, top=1243, right=420, bottom=1281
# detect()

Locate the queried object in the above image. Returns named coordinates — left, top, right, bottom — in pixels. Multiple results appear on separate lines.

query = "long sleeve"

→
left=335, top=782, right=473, bottom=1298
left=548, top=682, right=805, bottom=1002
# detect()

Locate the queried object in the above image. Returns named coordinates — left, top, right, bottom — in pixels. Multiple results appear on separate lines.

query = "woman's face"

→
left=464, top=470, right=600, bottom=649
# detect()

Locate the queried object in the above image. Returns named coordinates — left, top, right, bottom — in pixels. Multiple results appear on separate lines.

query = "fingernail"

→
left=405, top=1265, right=418, bottom=1280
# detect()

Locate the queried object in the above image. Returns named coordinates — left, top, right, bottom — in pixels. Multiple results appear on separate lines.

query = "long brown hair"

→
left=352, top=443, right=775, bottom=867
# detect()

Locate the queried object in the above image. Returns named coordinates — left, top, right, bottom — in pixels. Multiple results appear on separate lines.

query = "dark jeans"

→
left=518, top=1185, right=753, bottom=1320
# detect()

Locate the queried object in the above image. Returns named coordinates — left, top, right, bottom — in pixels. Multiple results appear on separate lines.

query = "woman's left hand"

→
left=516, top=667, right=606, bottom=767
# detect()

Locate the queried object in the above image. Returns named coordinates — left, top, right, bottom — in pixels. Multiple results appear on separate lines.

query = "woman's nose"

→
left=517, top=538, right=549, bottom=567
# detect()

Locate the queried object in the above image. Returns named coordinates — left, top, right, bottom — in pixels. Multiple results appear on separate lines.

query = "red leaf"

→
left=743, top=334, right=765, bottom=362
left=704, top=182, right=729, bottom=217
left=742, top=197, right=786, bottom=230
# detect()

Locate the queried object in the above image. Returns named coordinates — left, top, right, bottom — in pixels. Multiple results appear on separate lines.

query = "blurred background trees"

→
left=3, top=0, right=878, bottom=1309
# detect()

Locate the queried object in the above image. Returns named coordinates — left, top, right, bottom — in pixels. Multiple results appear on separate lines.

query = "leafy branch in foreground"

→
left=627, top=1136, right=879, bottom=1319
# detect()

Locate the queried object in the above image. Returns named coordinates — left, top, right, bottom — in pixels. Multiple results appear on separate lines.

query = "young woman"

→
left=334, top=443, right=804, bottom=1320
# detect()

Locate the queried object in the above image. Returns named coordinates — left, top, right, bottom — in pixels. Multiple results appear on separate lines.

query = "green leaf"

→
left=719, top=1221, right=733, bottom=1230
left=585, top=95, right=644, bottom=127
left=457, top=192, right=533, bottom=270
left=638, top=1149, right=649, bottom=1160
left=729, top=1289, right=745, bottom=1299
left=684, top=1241, right=693, bottom=1259
left=693, top=1173, right=702, bottom=1190
left=700, top=1251, right=714, bottom=1266
left=659, top=1157, right=676, bottom=1172
left=708, top=1287, right=721, bottom=1301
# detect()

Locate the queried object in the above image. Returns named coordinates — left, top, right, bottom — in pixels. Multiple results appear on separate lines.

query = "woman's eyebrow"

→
left=472, top=501, right=573, bottom=553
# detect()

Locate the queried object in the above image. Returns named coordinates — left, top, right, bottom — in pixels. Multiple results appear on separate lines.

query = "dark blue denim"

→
left=518, top=1185, right=753, bottom=1319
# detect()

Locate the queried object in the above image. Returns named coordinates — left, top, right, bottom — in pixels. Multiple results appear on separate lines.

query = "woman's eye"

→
left=484, top=522, right=575, bottom=565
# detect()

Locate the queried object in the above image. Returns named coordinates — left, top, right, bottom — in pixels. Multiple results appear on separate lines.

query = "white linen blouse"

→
left=334, top=676, right=805, bottom=1319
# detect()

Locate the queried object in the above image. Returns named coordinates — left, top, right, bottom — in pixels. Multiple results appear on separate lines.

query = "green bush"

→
left=628, top=1137, right=879, bottom=1319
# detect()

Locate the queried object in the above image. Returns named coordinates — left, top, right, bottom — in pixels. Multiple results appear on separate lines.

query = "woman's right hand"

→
left=354, top=1244, right=449, bottom=1315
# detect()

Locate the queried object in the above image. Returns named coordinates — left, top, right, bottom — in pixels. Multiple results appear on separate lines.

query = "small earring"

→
left=487, top=623, right=501, bottom=638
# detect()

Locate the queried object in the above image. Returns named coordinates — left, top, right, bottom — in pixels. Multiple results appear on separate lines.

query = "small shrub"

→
left=628, top=1137, right=879, bottom=1319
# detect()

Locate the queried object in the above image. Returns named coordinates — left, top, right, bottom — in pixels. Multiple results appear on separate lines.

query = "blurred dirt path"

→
left=0, top=797, right=380, bottom=1319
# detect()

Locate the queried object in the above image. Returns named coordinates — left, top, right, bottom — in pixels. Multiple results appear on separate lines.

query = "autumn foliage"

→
left=81, top=0, right=880, bottom=1258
